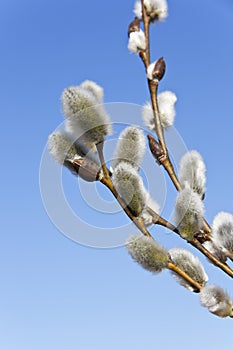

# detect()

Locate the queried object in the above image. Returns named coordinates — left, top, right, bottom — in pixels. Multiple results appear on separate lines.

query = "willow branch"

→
left=139, top=2, right=212, bottom=236
left=190, top=238, right=233, bottom=278
left=141, top=0, right=150, bottom=67
left=96, top=142, right=110, bottom=180
left=149, top=82, right=211, bottom=233
left=147, top=207, right=233, bottom=278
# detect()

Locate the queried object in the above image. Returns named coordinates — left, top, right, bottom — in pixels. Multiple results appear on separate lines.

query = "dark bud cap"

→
left=66, top=158, right=102, bottom=182
left=152, top=57, right=166, bottom=81
left=147, top=134, right=165, bottom=164
left=128, top=18, right=141, bottom=37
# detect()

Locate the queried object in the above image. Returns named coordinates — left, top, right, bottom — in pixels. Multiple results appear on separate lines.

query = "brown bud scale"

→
left=71, top=158, right=101, bottom=182
left=147, top=134, right=165, bottom=164
left=128, top=18, right=141, bottom=37
left=152, top=57, right=166, bottom=81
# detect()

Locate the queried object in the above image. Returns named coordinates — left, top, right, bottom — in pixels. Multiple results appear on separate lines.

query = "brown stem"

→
left=96, top=142, right=110, bottom=180
left=167, top=262, right=201, bottom=292
left=148, top=83, right=211, bottom=234
left=139, top=5, right=212, bottom=236
left=141, top=0, right=150, bottom=67
left=148, top=81, right=167, bottom=156
left=190, top=238, right=233, bottom=278
left=161, top=157, right=181, bottom=191
left=139, top=51, right=148, bottom=68
left=147, top=207, right=233, bottom=278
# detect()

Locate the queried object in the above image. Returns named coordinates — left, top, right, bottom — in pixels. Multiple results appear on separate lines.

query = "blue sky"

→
left=1, top=0, right=233, bottom=349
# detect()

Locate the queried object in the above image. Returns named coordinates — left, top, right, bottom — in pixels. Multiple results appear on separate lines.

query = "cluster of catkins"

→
left=48, top=0, right=233, bottom=318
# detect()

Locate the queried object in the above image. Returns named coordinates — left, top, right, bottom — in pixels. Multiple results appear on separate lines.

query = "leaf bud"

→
left=147, top=57, right=166, bottom=81
left=147, top=134, right=165, bottom=164
left=67, top=158, right=102, bottom=182
left=128, top=18, right=141, bottom=37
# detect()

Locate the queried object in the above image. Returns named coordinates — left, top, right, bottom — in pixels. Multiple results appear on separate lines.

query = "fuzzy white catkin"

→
left=48, top=131, right=101, bottom=179
left=112, top=162, right=148, bottom=217
left=80, top=80, right=104, bottom=103
left=147, top=61, right=158, bottom=81
left=62, top=86, right=112, bottom=146
left=211, top=212, right=233, bottom=259
left=111, top=126, right=146, bottom=170
left=200, top=285, right=233, bottom=318
left=175, top=187, right=204, bottom=240
left=179, top=151, right=206, bottom=197
left=169, top=248, right=208, bottom=291
left=128, top=30, right=146, bottom=54
left=126, top=234, right=169, bottom=273
left=133, top=0, right=168, bottom=22
left=140, top=196, right=160, bottom=226
left=203, top=241, right=227, bottom=263
left=142, top=91, right=177, bottom=129
left=48, top=131, right=79, bottom=164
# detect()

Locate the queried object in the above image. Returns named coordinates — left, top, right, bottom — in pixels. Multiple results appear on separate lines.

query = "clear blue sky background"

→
left=1, top=0, right=233, bottom=349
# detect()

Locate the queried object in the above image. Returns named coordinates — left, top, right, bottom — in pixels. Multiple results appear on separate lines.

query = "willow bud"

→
left=147, top=57, right=166, bottom=81
left=128, top=18, right=141, bottom=37
left=68, top=158, right=102, bottom=182
left=147, top=134, right=165, bottom=164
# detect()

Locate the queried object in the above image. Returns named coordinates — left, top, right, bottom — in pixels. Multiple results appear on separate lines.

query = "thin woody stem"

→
left=190, top=238, right=233, bottom=279
left=96, top=142, right=110, bottom=180
left=147, top=207, right=233, bottom=278
left=149, top=81, right=168, bottom=158
left=167, top=262, right=202, bottom=292
left=139, top=0, right=211, bottom=234
left=149, top=81, right=211, bottom=233
left=139, top=4, right=212, bottom=236
left=141, top=0, right=150, bottom=67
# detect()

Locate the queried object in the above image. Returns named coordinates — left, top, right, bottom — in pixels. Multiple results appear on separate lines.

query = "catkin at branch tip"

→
left=133, top=0, right=168, bottom=22
left=200, top=285, right=233, bottom=318
left=111, top=126, right=146, bottom=170
left=48, top=131, right=79, bottom=164
left=80, top=80, right=104, bottom=103
left=126, top=234, right=169, bottom=273
left=48, top=130, right=101, bottom=181
left=62, top=84, right=112, bottom=146
left=169, top=248, right=208, bottom=291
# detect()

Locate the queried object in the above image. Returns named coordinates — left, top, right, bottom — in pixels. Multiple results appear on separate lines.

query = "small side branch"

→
left=167, top=262, right=201, bottom=293
left=148, top=207, right=233, bottom=279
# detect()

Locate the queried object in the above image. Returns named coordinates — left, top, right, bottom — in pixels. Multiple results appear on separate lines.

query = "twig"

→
left=96, top=142, right=110, bottom=180
left=147, top=207, right=233, bottom=279
left=141, top=0, right=150, bottom=67
left=167, top=262, right=201, bottom=293
left=139, top=5, right=212, bottom=236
